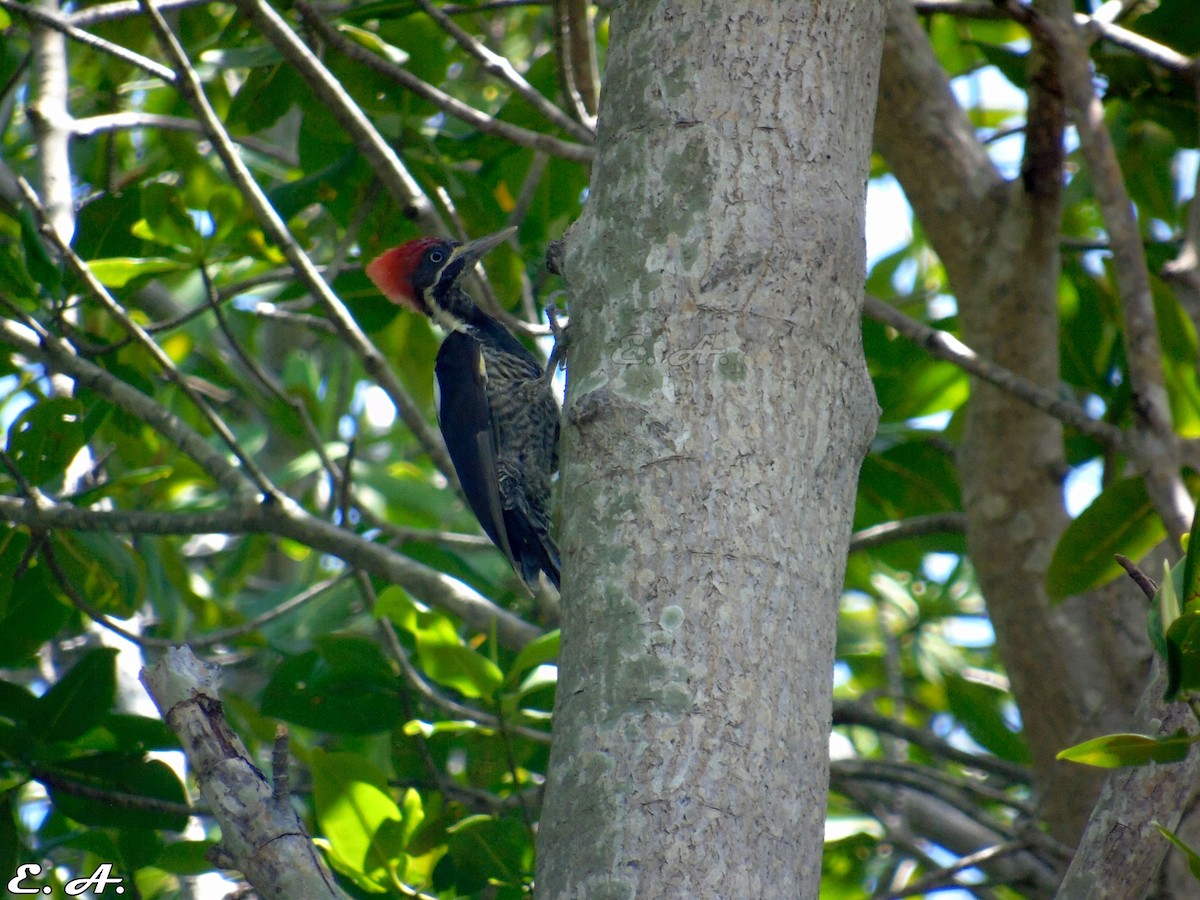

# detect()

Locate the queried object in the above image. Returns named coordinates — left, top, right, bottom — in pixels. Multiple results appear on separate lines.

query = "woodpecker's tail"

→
left=520, top=533, right=560, bottom=592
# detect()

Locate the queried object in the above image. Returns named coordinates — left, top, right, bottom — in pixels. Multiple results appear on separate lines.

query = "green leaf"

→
left=48, top=531, right=146, bottom=617
left=87, top=257, right=185, bottom=288
left=134, top=183, right=203, bottom=254
left=0, top=528, right=32, bottom=616
left=965, top=41, right=1027, bottom=90
left=1180, top=499, right=1200, bottom=608
left=440, top=815, right=530, bottom=894
left=1057, top=729, right=1200, bottom=768
left=75, top=713, right=181, bottom=754
left=381, top=588, right=504, bottom=700
left=311, top=749, right=405, bottom=890
left=402, top=719, right=487, bottom=738
left=18, top=206, right=61, bottom=292
left=41, top=754, right=188, bottom=830
left=418, top=643, right=503, bottom=701
left=1149, top=558, right=1183, bottom=664
left=29, top=647, right=118, bottom=743
left=0, top=678, right=37, bottom=724
left=0, top=562, right=72, bottom=667
left=155, top=841, right=220, bottom=876
left=6, top=397, right=89, bottom=487
left=1047, top=477, right=1166, bottom=599
left=945, top=674, right=1029, bottom=764
left=504, top=630, right=560, bottom=689
left=261, top=644, right=403, bottom=734
left=1164, top=609, right=1200, bottom=700
left=1157, top=823, right=1200, bottom=881
left=336, top=23, right=410, bottom=64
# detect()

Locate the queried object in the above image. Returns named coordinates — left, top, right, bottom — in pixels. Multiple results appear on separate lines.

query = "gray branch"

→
left=0, top=492, right=543, bottom=649
left=140, top=649, right=352, bottom=900
left=863, top=295, right=1124, bottom=448
left=137, top=0, right=460, bottom=489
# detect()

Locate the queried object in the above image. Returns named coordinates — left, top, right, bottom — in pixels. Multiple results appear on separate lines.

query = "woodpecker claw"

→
left=545, top=300, right=569, bottom=385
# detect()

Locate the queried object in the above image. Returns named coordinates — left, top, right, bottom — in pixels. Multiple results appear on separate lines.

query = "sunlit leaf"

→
left=87, top=257, right=185, bottom=287
left=1047, top=477, right=1165, bottom=599
left=311, top=749, right=404, bottom=890
left=1057, top=730, right=1200, bottom=768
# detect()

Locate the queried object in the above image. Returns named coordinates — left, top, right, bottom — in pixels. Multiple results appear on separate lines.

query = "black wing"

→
left=435, top=330, right=519, bottom=574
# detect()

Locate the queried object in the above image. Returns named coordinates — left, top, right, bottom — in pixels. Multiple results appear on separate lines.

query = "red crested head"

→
left=365, top=238, right=447, bottom=314
left=366, top=228, right=515, bottom=320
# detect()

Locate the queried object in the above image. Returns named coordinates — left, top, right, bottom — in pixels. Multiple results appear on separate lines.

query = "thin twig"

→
left=879, top=838, right=1037, bottom=899
left=0, top=0, right=176, bottom=82
left=31, top=765, right=198, bottom=820
left=915, top=0, right=1196, bottom=75
left=833, top=701, right=1029, bottom=784
left=137, top=0, right=461, bottom=488
left=0, top=490, right=543, bottom=648
left=414, top=0, right=594, bottom=141
left=849, top=513, right=966, bottom=553
left=66, top=0, right=209, bottom=27
left=18, top=177, right=280, bottom=500
left=199, top=264, right=346, bottom=497
left=72, top=112, right=299, bottom=166
left=1115, top=553, right=1158, bottom=601
left=863, top=295, right=1124, bottom=449
left=297, top=1, right=593, bottom=164
left=360, top=572, right=552, bottom=744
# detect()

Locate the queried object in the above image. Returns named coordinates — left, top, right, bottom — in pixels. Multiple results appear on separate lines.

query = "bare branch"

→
left=833, top=701, right=1028, bottom=783
left=863, top=295, right=1124, bottom=449
left=413, top=0, right=595, bottom=141
left=0, top=318, right=252, bottom=498
left=295, top=1, right=593, bottom=164
left=911, top=0, right=1010, bottom=17
left=233, top=0, right=441, bottom=227
left=0, top=492, right=543, bottom=648
left=0, top=0, right=176, bottom=83
left=1076, top=13, right=1195, bottom=75
left=140, top=648, right=352, bottom=899
left=72, top=112, right=298, bottom=166
left=137, top=0, right=460, bottom=489
left=1046, top=9, right=1194, bottom=541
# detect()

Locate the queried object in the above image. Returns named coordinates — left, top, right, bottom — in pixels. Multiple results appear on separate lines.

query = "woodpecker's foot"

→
left=545, top=300, right=570, bottom=383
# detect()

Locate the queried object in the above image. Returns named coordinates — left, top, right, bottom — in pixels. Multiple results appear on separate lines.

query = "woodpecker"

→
left=366, top=227, right=561, bottom=591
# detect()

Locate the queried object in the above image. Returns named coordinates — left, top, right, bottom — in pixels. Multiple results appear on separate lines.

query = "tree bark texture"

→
left=537, top=3, right=884, bottom=897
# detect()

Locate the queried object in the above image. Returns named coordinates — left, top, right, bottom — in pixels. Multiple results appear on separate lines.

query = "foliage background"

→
left=0, top=0, right=1198, bottom=897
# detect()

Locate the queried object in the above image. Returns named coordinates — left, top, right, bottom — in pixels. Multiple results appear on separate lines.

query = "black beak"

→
left=454, top=226, right=517, bottom=268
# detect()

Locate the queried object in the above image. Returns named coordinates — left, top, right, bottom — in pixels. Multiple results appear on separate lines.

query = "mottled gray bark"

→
left=537, top=3, right=883, bottom=897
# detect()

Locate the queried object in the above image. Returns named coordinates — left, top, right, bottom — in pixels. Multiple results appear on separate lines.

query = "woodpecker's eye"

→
left=429, top=250, right=445, bottom=263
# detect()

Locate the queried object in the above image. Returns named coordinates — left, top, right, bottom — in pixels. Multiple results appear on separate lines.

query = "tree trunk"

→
left=537, top=3, right=884, bottom=896
left=874, top=0, right=1149, bottom=846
